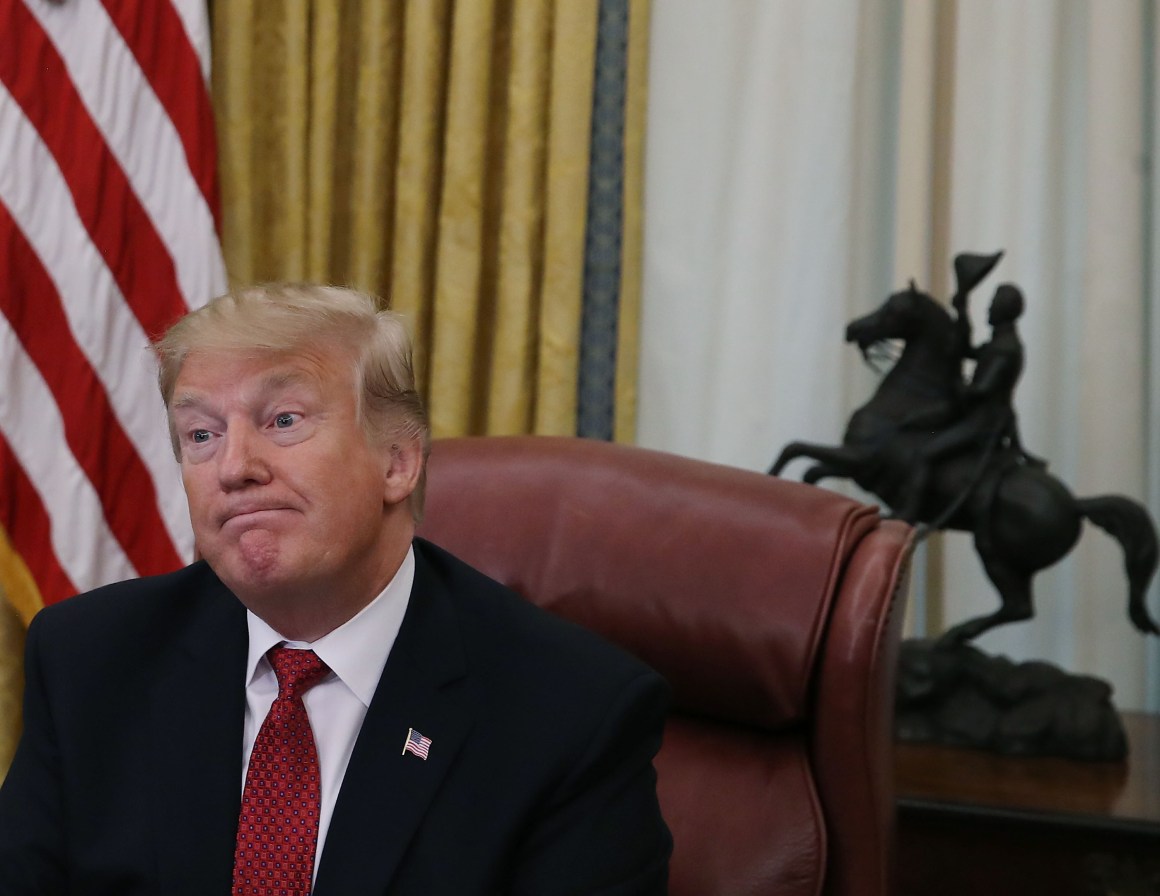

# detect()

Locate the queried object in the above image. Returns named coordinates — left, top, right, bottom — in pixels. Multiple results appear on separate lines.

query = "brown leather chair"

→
left=417, top=436, right=913, bottom=896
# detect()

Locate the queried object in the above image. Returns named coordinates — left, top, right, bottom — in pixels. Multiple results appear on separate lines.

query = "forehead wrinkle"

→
left=257, top=367, right=318, bottom=395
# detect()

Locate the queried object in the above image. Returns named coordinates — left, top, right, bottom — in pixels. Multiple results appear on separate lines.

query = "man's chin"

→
left=236, top=527, right=282, bottom=565
left=205, top=535, right=294, bottom=599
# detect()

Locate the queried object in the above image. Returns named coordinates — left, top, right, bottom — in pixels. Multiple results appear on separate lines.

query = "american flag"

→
left=402, top=728, right=432, bottom=760
left=0, top=0, right=225, bottom=622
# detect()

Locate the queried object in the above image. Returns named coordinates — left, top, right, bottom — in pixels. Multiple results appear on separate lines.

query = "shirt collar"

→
left=243, top=545, right=416, bottom=707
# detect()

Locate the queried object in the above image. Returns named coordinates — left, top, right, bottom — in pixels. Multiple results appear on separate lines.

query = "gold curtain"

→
left=0, top=599, right=23, bottom=777
left=0, top=470, right=36, bottom=776
left=211, top=0, right=648, bottom=437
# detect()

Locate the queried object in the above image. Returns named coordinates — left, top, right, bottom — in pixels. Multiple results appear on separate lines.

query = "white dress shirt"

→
left=241, top=546, right=415, bottom=880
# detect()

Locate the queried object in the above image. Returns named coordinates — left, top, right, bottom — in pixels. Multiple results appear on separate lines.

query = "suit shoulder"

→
left=29, top=561, right=226, bottom=642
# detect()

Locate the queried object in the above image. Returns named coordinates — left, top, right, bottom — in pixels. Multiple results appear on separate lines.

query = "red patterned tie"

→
left=233, top=647, right=330, bottom=895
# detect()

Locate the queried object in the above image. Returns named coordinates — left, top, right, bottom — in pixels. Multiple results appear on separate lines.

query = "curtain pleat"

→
left=391, top=0, right=451, bottom=384
left=486, top=0, right=550, bottom=434
left=306, top=3, right=341, bottom=280
left=537, top=5, right=598, bottom=434
left=616, top=0, right=649, bottom=442
left=428, top=0, right=499, bottom=435
left=350, top=1, right=404, bottom=307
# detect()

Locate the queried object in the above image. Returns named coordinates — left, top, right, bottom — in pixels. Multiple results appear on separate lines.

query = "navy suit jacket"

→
left=0, top=538, right=671, bottom=894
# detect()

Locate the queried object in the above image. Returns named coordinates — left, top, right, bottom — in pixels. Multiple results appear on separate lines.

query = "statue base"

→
left=895, top=638, right=1127, bottom=762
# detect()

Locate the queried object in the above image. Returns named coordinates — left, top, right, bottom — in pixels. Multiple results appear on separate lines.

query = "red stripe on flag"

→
left=0, top=202, right=184, bottom=578
left=0, top=435, right=78, bottom=606
left=100, top=0, right=222, bottom=231
left=0, top=0, right=190, bottom=340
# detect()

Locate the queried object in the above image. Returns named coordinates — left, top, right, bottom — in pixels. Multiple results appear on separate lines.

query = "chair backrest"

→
left=417, top=436, right=913, bottom=896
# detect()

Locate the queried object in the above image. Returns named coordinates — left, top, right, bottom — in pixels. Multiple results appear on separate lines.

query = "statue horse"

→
left=769, top=283, right=1160, bottom=645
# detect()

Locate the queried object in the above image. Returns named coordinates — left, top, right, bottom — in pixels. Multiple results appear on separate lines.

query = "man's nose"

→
left=217, top=425, right=272, bottom=489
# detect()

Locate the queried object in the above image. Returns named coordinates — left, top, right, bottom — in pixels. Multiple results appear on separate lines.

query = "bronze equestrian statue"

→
left=769, top=253, right=1160, bottom=646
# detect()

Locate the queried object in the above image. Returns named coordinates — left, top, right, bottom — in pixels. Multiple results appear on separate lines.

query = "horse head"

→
left=841, top=281, right=963, bottom=436
left=844, top=281, right=951, bottom=355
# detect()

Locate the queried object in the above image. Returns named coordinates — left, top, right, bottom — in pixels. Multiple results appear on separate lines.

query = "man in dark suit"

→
left=0, top=284, right=671, bottom=895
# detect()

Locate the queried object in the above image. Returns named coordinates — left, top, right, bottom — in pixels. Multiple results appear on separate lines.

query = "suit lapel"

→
left=313, top=546, right=475, bottom=895
left=146, top=566, right=249, bottom=895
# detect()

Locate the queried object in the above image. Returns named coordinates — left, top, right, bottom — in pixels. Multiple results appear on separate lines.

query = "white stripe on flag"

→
left=24, top=0, right=226, bottom=309
left=170, top=0, right=215, bottom=82
left=0, top=81, right=194, bottom=562
left=0, top=316, right=137, bottom=592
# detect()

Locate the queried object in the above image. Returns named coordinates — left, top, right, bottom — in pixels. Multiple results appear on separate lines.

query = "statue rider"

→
left=893, top=283, right=1044, bottom=525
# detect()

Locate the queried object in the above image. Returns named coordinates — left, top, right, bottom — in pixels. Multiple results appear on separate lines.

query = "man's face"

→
left=171, top=346, right=407, bottom=616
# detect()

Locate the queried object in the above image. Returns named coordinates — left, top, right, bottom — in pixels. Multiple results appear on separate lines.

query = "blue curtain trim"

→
left=577, top=0, right=629, bottom=440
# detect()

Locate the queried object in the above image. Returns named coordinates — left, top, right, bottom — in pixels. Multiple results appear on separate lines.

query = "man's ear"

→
left=383, top=437, right=424, bottom=507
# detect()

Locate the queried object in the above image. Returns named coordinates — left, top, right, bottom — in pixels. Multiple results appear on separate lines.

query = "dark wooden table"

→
left=895, top=711, right=1160, bottom=895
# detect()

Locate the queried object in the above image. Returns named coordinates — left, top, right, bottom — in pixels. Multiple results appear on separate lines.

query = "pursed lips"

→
left=220, top=505, right=295, bottom=529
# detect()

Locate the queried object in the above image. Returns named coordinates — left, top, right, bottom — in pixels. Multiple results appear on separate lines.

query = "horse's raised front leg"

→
left=936, top=554, right=1034, bottom=646
left=768, top=441, right=866, bottom=479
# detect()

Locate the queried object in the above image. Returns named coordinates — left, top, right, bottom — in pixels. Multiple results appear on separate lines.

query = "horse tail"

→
left=1078, top=495, right=1160, bottom=635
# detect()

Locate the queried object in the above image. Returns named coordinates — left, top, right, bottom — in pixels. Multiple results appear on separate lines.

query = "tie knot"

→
left=267, top=647, right=329, bottom=699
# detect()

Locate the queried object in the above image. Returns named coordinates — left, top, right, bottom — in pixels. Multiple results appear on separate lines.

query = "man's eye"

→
left=274, top=413, right=296, bottom=428
left=191, top=430, right=211, bottom=444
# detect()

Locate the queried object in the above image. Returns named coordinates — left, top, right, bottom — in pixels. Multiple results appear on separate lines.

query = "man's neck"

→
left=237, top=538, right=413, bottom=642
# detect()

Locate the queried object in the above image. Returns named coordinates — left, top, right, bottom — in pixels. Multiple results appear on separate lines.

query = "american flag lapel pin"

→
left=402, top=727, right=432, bottom=760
